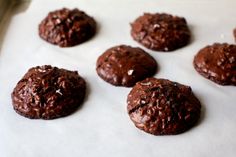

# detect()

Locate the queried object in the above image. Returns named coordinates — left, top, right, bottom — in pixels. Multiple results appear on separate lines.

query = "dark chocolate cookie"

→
left=39, top=8, right=96, bottom=47
left=131, top=13, right=191, bottom=51
left=96, top=45, right=157, bottom=87
left=127, top=78, right=201, bottom=135
left=193, top=43, right=236, bottom=85
left=11, top=65, right=86, bottom=119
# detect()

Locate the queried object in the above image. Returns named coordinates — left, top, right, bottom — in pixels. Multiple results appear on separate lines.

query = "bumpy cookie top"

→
left=11, top=65, right=86, bottom=119
left=127, top=78, right=201, bottom=135
left=194, top=43, right=236, bottom=85
left=39, top=8, right=96, bottom=47
left=96, top=45, right=157, bottom=87
left=131, top=13, right=191, bottom=51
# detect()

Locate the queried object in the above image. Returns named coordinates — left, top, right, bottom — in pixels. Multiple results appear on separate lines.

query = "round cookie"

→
left=193, top=43, right=236, bottom=85
left=96, top=45, right=157, bottom=87
left=131, top=13, right=191, bottom=51
left=39, top=8, right=96, bottom=47
left=127, top=78, right=201, bottom=135
left=11, top=65, right=86, bottom=119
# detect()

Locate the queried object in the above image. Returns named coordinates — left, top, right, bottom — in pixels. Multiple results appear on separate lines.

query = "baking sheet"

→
left=0, top=0, right=236, bottom=156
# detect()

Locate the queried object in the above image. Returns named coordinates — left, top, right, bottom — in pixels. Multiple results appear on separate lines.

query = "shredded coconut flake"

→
left=164, top=47, right=169, bottom=51
left=140, top=82, right=151, bottom=86
left=38, top=69, right=46, bottom=73
left=153, top=24, right=160, bottom=28
left=229, top=57, right=235, bottom=63
left=141, top=100, right=146, bottom=104
left=127, top=69, right=134, bottom=75
left=56, top=89, right=63, bottom=95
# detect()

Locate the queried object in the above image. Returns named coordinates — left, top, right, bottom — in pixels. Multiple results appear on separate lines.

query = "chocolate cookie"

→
left=127, top=78, right=201, bottom=135
left=193, top=43, right=236, bottom=85
left=11, top=65, right=86, bottom=119
left=131, top=13, right=191, bottom=51
left=96, top=45, right=157, bottom=87
left=39, top=8, right=96, bottom=47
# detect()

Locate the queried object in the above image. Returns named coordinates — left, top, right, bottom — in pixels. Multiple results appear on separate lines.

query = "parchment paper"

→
left=0, top=0, right=235, bottom=156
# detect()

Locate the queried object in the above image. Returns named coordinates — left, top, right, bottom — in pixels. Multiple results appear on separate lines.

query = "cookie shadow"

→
left=95, top=20, right=101, bottom=38
left=195, top=102, right=206, bottom=127
left=188, top=24, right=195, bottom=46
left=155, top=61, right=160, bottom=75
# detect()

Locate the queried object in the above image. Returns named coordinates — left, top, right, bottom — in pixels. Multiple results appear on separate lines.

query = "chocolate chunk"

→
left=39, top=8, right=96, bottom=47
left=131, top=13, right=191, bottom=51
left=193, top=43, right=236, bottom=86
left=96, top=45, right=158, bottom=87
left=127, top=78, right=201, bottom=135
left=11, top=65, right=86, bottom=119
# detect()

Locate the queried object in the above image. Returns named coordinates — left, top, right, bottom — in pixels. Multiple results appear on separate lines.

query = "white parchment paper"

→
left=0, top=0, right=235, bottom=156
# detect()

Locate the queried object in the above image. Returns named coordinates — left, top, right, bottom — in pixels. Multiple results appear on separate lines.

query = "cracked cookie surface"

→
left=131, top=13, right=191, bottom=51
left=96, top=45, right=157, bottom=87
left=11, top=65, right=86, bottom=119
left=39, top=8, right=96, bottom=47
left=127, top=78, right=201, bottom=135
left=193, top=43, right=236, bottom=86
